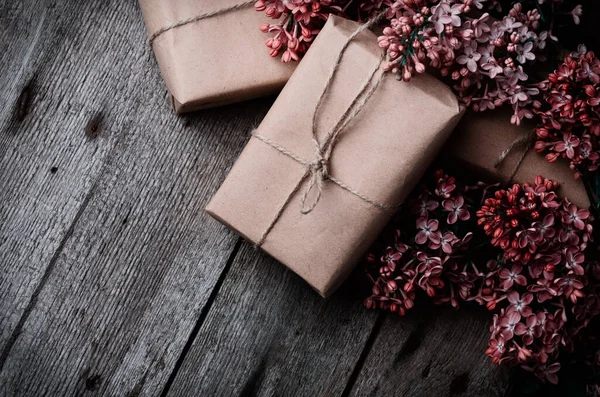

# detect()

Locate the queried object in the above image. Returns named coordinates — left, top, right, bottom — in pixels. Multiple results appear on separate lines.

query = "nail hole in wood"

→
left=14, top=77, right=36, bottom=122
left=50, top=166, right=58, bottom=174
left=85, top=374, right=103, bottom=391
left=85, top=113, right=103, bottom=139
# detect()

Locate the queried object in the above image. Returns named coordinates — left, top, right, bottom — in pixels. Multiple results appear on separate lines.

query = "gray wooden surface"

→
left=0, top=1, right=508, bottom=396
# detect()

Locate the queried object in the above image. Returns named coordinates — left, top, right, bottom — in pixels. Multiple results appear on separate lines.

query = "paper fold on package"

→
left=446, top=109, right=590, bottom=209
left=206, top=16, right=465, bottom=297
left=139, top=0, right=296, bottom=113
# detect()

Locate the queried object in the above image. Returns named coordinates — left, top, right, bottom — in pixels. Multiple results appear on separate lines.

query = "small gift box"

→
left=446, top=109, right=590, bottom=208
left=139, top=0, right=295, bottom=113
left=206, top=16, right=464, bottom=297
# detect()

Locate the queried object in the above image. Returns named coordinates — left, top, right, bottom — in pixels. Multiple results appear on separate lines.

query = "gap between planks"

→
left=160, top=237, right=243, bottom=397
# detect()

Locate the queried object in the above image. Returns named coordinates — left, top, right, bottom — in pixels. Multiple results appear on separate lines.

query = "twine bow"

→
left=252, top=10, right=392, bottom=248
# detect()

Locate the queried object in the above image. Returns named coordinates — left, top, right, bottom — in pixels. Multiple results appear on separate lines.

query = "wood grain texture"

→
left=1, top=0, right=130, bottom=355
left=0, top=0, right=270, bottom=395
left=0, top=1, right=511, bottom=396
left=347, top=306, right=510, bottom=397
left=165, top=243, right=380, bottom=397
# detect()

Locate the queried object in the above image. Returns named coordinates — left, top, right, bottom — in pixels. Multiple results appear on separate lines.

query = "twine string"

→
left=148, top=1, right=255, bottom=46
left=302, top=9, right=388, bottom=214
left=494, top=131, right=536, bottom=183
left=253, top=10, right=392, bottom=248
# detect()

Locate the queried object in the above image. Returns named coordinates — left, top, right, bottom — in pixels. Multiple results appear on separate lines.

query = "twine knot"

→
left=310, top=155, right=329, bottom=179
left=301, top=153, right=331, bottom=214
left=250, top=8, right=394, bottom=248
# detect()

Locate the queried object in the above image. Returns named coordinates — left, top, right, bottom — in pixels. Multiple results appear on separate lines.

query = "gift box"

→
left=139, top=0, right=296, bottom=113
left=205, top=16, right=464, bottom=297
left=446, top=109, right=590, bottom=208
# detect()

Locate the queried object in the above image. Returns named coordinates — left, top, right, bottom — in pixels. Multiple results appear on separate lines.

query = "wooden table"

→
left=1, top=1, right=508, bottom=395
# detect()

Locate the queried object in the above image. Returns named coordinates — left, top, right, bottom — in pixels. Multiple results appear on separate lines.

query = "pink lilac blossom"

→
left=376, top=0, right=582, bottom=125
left=255, top=0, right=349, bottom=62
left=254, top=0, right=389, bottom=62
left=530, top=48, right=600, bottom=177
left=365, top=170, right=599, bottom=384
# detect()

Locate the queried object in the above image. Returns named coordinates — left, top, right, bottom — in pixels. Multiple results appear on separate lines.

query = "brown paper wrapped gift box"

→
left=205, top=16, right=465, bottom=297
left=445, top=109, right=590, bottom=209
left=139, top=0, right=296, bottom=113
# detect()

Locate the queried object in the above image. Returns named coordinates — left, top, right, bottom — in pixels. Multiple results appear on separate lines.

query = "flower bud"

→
left=288, top=38, right=299, bottom=51
left=534, top=141, right=546, bottom=152
left=301, top=26, right=312, bottom=39
left=378, top=37, right=390, bottom=48
left=255, top=1, right=266, bottom=11
left=414, top=62, right=426, bottom=74
left=585, top=85, right=596, bottom=97
left=387, top=280, right=398, bottom=292
left=536, top=127, right=549, bottom=139
left=265, top=6, right=277, bottom=17
left=413, top=13, right=424, bottom=26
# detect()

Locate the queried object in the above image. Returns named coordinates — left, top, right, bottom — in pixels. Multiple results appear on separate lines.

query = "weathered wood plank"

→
left=0, top=1, right=511, bottom=396
left=0, top=0, right=272, bottom=395
left=347, top=306, right=509, bottom=397
left=166, top=239, right=509, bottom=397
left=165, top=243, right=380, bottom=397
left=0, top=0, right=136, bottom=355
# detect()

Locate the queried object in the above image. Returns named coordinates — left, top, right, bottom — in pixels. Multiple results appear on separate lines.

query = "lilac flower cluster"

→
left=376, top=0, right=582, bottom=125
left=531, top=47, right=600, bottom=177
left=254, top=0, right=386, bottom=62
left=477, top=177, right=597, bottom=383
left=365, top=170, right=599, bottom=384
left=364, top=170, right=487, bottom=315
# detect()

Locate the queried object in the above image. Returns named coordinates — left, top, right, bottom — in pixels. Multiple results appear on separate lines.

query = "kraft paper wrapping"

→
left=139, top=0, right=296, bottom=113
left=206, top=16, right=465, bottom=297
left=447, top=109, right=590, bottom=208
